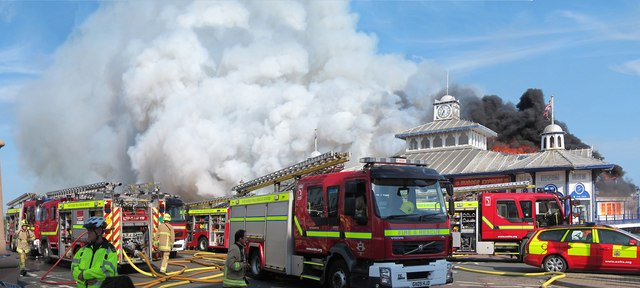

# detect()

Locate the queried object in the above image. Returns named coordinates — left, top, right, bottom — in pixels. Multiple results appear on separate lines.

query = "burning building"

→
left=395, top=91, right=614, bottom=223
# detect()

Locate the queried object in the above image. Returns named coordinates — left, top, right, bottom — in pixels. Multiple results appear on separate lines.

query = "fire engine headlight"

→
left=379, top=267, right=391, bottom=285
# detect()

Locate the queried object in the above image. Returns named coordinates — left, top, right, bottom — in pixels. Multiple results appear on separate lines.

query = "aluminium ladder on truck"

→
left=232, top=151, right=350, bottom=196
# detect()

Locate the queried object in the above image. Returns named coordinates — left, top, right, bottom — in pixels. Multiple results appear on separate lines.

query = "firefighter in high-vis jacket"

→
left=71, top=216, right=118, bottom=288
left=154, top=213, right=175, bottom=274
left=16, top=219, right=35, bottom=276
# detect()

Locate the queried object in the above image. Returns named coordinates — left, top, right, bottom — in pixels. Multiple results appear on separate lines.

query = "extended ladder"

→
left=7, top=192, right=39, bottom=207
left=453, top=181, right=533, bottom=194
left=232, top=151, right=350, bottom=196
left=186, top=196, right=236, bottom=209
left=45, top=182, right=120, bottom=199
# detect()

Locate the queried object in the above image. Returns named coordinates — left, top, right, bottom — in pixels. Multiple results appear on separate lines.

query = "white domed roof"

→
left=440, top=95, right=456, bottom=102
left=543, top=124, right=564, bottom=134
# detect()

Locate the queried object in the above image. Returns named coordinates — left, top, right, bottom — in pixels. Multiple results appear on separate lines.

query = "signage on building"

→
left=454, top=176, right=511, bottom=187
left=535, top=171, right=566, bottom=195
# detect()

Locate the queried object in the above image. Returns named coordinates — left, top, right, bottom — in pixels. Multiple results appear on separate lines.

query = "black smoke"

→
left=441, top=87, right=637, bottom=197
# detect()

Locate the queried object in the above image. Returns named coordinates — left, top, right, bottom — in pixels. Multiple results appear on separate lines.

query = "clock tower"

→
left=434, top=94, right=460, bottom=121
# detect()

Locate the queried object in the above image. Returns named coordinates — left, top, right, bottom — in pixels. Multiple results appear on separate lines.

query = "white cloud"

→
left=611, top=59, right=640, bottom=76
left=0, top=83, right=22, bottom=102
left=0, top=46, right=45, bottom=76
left=0, top=2, right=16, bottom=23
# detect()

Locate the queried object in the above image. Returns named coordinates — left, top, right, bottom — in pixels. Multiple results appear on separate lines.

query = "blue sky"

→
left=1, top=0, right=639, bottom=209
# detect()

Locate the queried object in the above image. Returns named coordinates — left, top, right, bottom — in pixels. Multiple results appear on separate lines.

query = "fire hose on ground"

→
left=123, top=249, right=227, bottom=288
left=453, top=264, right=566, bottom=288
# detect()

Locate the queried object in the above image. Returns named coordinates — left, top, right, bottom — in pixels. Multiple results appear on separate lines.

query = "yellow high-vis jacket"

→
left=71, top=241, right=118, bottom=288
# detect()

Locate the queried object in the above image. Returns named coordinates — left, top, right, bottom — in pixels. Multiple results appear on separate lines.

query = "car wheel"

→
left=198, top=236, right=208, bottom=251
left=325, top=259, right=350, bottom=288
left=543, top=255, right=567, bottom=272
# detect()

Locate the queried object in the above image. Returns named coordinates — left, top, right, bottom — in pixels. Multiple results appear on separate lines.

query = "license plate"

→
left=411, top=280, right=430, bottom=287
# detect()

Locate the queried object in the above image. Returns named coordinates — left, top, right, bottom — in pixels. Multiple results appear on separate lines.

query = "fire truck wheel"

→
left=198, top=237, right=208, bottom=251
left=42, top=242, right=54, bottom=264
left=325, top=259, right=350, bottom=288
left=249, top=250, right=266, bottom=280
left=543, top=255, right=567, bottom=272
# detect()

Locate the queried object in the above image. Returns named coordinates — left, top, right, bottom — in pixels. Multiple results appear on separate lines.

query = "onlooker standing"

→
left=223, top=229, right=248, bottom=287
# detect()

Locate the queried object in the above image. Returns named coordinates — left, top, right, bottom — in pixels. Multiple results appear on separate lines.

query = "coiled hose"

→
left=123, top=249, right=227, bottom=288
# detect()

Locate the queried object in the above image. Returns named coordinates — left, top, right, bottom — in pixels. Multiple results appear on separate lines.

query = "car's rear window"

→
left=537, top=229, right=566, bottom=241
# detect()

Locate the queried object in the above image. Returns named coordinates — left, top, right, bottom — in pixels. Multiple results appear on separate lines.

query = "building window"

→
left=459, top=133, right=469, bottom=145
left=409, top=139, right=418, bottom=150
left=445, top=135, right=455, bottom=146
left=433, top=136, right=443, bottom=148
left=421, top=138, right=430, bottom=149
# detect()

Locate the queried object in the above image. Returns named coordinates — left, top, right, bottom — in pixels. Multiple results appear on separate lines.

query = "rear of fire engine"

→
left=44, top=182, right=153, bottom=265
left=185, top=197, right=232, bottom=251
left=229, top=152, right=454, bottom=288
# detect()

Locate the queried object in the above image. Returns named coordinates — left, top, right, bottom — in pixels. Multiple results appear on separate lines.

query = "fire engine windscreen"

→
left=165, top=204, right=185, bottom=221
left=372, top=179, right=447, bottom=221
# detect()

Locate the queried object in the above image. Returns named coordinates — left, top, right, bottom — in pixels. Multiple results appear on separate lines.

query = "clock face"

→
left=437, top=105, right=451, bottom=118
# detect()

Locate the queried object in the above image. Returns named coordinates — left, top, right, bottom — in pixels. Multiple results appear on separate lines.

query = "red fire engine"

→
left=450, top=181, right=565, bottom=257
left=185, top=197, right=232, bottom=251
left=36, top=182, right=154, bottom=264
left=229, top=152, right=455, bottom=288
left=5, top=193, right=40, bottom=251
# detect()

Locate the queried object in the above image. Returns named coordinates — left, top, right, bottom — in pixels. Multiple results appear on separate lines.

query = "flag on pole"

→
left=543, top=99, right=552, bottom=119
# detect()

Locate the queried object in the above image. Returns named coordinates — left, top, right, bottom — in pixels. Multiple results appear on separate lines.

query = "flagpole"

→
left=551, top=95, right=554, bottom=125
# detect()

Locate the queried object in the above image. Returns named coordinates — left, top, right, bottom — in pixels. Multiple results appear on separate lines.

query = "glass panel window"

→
left=566, top=228, right=593, bottom=243
left=327, top=186, right=339, bottom=226
left=307, top=185, right=325, bottom=225
left=538, top=229, right=566, bottom=241
left=598, top=229, right=635, bottom=245
left=497, top=200, right=519, bottom=220
left=520, top=200, right=532, bottom=218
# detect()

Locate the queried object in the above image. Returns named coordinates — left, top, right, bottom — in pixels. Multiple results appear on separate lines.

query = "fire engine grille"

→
left=175, top=231, right=184, bottom=238
left=407, top=271, right=430, bottom=280
left=392, top=240, right=445, bottom=256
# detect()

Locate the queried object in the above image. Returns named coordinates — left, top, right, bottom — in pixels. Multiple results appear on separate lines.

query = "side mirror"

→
left=448, top=197, right=455, bottom=217
left=444, top=182, right=454, bottom=197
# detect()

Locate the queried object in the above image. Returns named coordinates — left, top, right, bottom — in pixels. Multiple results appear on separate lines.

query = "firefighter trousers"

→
left=17, top=251, right=27, bottom=270
left=160, top=251, right=170, bottom=273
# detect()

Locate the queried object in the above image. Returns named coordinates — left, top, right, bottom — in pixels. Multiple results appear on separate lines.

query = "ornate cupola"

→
left=541, top=124, right=566, bottom=150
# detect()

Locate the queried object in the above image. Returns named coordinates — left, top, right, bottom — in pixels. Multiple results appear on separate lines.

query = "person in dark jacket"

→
left=223, top=229, right=248, bottom=287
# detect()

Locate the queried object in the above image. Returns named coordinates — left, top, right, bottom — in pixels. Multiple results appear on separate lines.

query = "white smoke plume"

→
left=16, top=0, right=445, bottom=199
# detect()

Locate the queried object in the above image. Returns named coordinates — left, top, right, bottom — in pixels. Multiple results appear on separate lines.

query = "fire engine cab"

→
left=450, top=181, right=565, bottom=257
left=229, top=152, right=455, bottom=288
left=5, top=193, right=40, bottom=251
